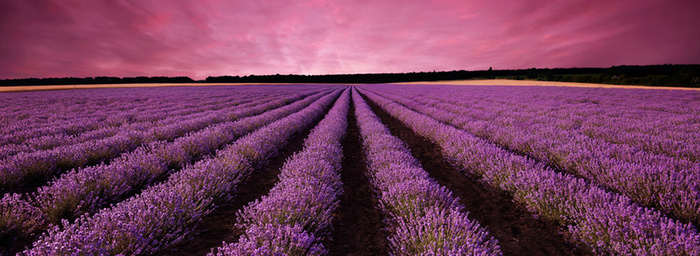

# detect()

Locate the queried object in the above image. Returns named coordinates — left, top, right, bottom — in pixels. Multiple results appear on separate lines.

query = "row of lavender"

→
left=0, top=89, right=281, bottom=160
left=386, top=84, right=700, bottom=161
left=180, top=87, right=502, bottom=255
left=0, top=87, right=254, bottom=127
left=0, top=86, right=312, bottom=160
left=1, top=87, right=336, bottom=247
left=0, top=86, right=327, bottom=193
left=211, top=88, right=351, bottom=255
left=15, top=86, right=508, bottom=255
left=0, top=92, right=264, bottom=165
left=10, top=83, right=696, bottom=254
left=409, top=85, right=700, bottom=163
left=0, top=90, right=143, bottom=142
left=0, top=87, right=260, bottom=145
left=366, top=85, right=700, bottom=224
left=351, top=89, right=501, bottom=255
left=395, top=84, right=700, bottom=162
left=357, top=87, right=700, bottom=255
left=22, top=87, right=344, bottom=255
left=0, top=86, right=327, bottom=163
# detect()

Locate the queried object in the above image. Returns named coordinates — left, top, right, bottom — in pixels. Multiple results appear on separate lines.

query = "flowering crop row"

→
left=211, top=88, right=351, bottom=255
left=0, top=94, right=138, bottom=143
left=0, top=88, right=329, bottom=193
left=0, top=90, right=264, bottom=160
left=371, top=85, right=700, bottom=160
left=0, top=87, right=266, bottom=145
left=366, top=85, right=700, bottom=224
left=352, top=89, right=501, bottom=255
left=0, top=88, right=334, bottom=245
left=22, top=88, right=343, bottom=255
left=405, top=85, right=700, bottom=158
left=0, top=86, right=321, bottom=159
left=357, top=87, right=700, bottom=255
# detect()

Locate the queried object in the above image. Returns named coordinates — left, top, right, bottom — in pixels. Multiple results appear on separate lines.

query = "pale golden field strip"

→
left=1, top=79, right=698, bottom=92
left=396, top=79, right=700, bottom=91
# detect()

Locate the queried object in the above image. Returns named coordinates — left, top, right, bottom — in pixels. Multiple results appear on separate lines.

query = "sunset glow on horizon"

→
left=1, top=0, right=699, bottom=80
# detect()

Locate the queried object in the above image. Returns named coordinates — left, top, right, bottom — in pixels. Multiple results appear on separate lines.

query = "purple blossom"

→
left=23, top=87, right=345, bottom=255
left=357, top=86, right=700, bottom=255
left=215, top=89, right=350, bottom=254
left=366, top=84, right=700, bottom=223
left=0, top=85, right=336, bottom=247
left=211, top=224, right=326, bottom=256
left=352, top=88, right=502, bottom=255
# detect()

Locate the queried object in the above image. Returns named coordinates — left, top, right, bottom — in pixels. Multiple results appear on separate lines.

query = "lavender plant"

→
left=0, top=91, right=255, bottom=160
left=358, top=87, right=700, bottom=255
left=22, top=88, right=344, bottom=255
left=352, top=89, right=502, bottom=255
left=0, top=88, right=330, bottom=193
left=0, top=89, right=334, bottom=245
left=211, top=89, right=350, bottom=255
left=366, top=85, right=700, bottom=224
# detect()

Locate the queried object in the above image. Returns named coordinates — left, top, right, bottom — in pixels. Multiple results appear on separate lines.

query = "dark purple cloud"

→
left=1, top=0, right=699, bottom=80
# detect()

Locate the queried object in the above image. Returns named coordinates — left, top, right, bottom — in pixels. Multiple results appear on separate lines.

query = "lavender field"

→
left=1, top=84, right=699, bottom=255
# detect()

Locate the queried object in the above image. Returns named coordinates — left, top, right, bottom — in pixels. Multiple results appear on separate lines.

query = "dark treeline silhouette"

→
left=516, top=65, right=700, bottom=87
left=0, top=76, right=194, bottom=86
left=205, top=65, right=700, bottom=87
left=204, top=68, right=608, bottom=84
left=2, top=64, right=699, bottom=87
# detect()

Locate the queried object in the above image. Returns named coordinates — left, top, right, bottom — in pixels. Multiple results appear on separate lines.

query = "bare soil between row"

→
left=361, top=92, right=594, bottom=255
left=327, top=103, right=389, bottom=255
left=145, top=93, right=597, bottom=255
left=6, top=92, right=600, bottom=255
left=164, top=94, right=340, bottom=255
left=163, top=127, right=312, bottom=255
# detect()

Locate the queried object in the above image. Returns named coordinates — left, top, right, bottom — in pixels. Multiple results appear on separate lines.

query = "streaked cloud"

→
left=1, top=0, right=698, bottom=80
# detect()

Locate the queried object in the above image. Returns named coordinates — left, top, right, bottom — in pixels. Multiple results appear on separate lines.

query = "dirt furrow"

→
left=162, top=128, right=313, bottom=256
left=362, top=94, right=594, bottom=256
left=327, top=103, right=389, bottom=255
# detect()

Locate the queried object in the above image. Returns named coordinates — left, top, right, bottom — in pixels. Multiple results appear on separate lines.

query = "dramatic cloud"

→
left=1, top=0, right=698, bottom=80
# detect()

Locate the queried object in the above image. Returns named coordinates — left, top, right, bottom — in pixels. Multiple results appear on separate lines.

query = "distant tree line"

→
left=2, top=64, right=698, bottom=87
left=205, top=64, right=700, bottom=87
left=517, top=65, right=700, bottom=87
left=203, top=68, right=609, bottom=84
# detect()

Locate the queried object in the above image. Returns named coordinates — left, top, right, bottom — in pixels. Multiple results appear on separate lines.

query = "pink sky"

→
left=1, top=0, right=699, bottom=80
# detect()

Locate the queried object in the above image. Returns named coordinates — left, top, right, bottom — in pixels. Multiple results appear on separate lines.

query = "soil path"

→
left=163, top=127, right=314, bottom=255
left=362, top=93, right=594, bottom=256
left=327, top=103, right=390, bottom=255
left=377, top=89, right=700, bottom=228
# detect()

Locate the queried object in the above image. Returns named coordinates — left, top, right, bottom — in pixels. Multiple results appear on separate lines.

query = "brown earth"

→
left=166, top=95, right=393, bottom=255
left=162, top=128, right=313, bottom=255
left=327, top=103, right=390, bottom=255
left=4, top=88, right=606, bottom=255
left=361, top=93, right=595, bottom=256
left=168, top=93, right=595, bottom=255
